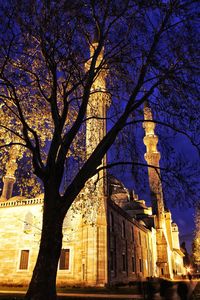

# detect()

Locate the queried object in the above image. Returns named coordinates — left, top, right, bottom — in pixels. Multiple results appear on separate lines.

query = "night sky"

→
left=168, top=135, right=199, bottom=252
left=108, top=116, right=199, bottom=254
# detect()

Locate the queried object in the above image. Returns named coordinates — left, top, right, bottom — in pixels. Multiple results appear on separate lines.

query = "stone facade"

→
left=107, top=200, right=154, bottom=285
left=0, top=198, right=42, bottom=286
left=0, top=195, right=107, bottom=287
left=0, top=183, right=185, bottom=287
left=0, top=40, right=185, bottom=287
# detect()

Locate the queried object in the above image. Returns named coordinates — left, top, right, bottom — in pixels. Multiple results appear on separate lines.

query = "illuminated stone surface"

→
left=0, top=46, right=185, bottom=287
left=143, top=101, right=185, bottom=278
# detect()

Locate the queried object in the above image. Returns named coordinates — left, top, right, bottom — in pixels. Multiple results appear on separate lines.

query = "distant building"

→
left=0, top=38, right=185, bottom=287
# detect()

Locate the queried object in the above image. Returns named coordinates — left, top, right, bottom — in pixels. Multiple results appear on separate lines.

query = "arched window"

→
left=122, top=253, right=127, bottom=271
left=132, top=256, right=135, bottom=272
left=132, top=227, right=134, bottom=241
left=110, top=212, right=114, bottom=232
left=139, top=231, right=142, bottom=245
left=139, top=258, right=143, bottom=273
left=122, top=220, right=126, bottom=238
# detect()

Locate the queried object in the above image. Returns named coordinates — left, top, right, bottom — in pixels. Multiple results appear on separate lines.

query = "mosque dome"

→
left=107, top=174, right=129, bottom=195
left=107, top=174, right=130, bottom=207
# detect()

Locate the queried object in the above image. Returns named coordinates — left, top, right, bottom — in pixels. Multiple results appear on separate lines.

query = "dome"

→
left=124, top=200, right=148, bottom=211
left=172, top=222, right=178, bottom=227
left=107, top=174, right=129, bottom=195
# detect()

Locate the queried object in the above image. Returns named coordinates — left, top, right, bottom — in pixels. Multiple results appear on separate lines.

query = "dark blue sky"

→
left=108, top=117, right=199, bottom=254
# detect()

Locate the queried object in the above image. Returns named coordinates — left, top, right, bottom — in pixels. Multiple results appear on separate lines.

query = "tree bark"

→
left=25, top=192, right=64, bottom=300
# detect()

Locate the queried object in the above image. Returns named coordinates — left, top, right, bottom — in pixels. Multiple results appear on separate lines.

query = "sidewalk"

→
left=58, top=293, right=142, bottom=299
left=0, top=289, right=142, bottom=299
left=0, top=280, right=199, bottom=300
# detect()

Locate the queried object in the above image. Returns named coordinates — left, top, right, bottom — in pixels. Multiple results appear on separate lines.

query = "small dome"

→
left=172, top=222, right=177, bottom=227
left=123, top=200, right=148, bottom=211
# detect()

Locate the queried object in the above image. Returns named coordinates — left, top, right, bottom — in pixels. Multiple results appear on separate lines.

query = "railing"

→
left=0, top=197, right=43, bottom=207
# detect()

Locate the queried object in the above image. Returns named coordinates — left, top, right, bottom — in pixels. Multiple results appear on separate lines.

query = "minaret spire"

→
left=143, top=101, right=165, bottom=229
left=79, top=35, right=110, bottom=286
left=143, top=102, right=173, bottom=278
left=0, top=146, right=18, bottom=201
left=85, top=32, right=110, bottom=166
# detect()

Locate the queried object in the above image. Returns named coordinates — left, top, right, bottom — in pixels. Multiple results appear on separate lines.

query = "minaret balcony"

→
left=144, top=152, right=161, bottom=162
left=143, top=136, right=159, bottom=149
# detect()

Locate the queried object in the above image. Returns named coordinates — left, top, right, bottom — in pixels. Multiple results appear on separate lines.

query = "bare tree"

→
left=0, top=0, right=199, bottom=299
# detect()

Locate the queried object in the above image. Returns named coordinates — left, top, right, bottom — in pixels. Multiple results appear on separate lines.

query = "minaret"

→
left=143, top=101, right=165, bottom=229
left=143, top=101, right=172, bottom=278
left=0, top=147, right=18, bottom=201
left=80, top=32, right=110, bottom=286
left=85, top=31, right=110, bottom=195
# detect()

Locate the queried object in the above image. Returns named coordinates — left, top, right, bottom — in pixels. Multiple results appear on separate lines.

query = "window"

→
left=110, top=251, right=114, bottom=271
left=122, top=220, right=126, bottom=238
left=139, top=258, right=143, bottom=273
left=132, top=227, right=134, bottom=241
left=110, top=212, right=114, bottom=232
left=59, top=249, right=70, bottom=270
left=132, top=256, right=135, bottom=272
left=83, top=264, right=85, bottom=280
left=19, top=250, right=29, bottom=270
left=139, top=231, right=142, bottom=245
left=122, top=254, right=126, bottom=271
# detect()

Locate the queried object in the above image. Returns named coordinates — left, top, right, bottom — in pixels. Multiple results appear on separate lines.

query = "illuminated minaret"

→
left=143, top=101, right=172, bottom=278
left=143, top=101, right=165, bottom=229
left=81, top=32, right=110, bottom=286
left=0, top=147, right=18, bottom=201
left=85, top=31, right=110, bottom=194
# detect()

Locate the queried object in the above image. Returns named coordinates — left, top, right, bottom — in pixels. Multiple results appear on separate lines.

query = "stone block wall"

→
left=107, top=201, right=153, bottom=285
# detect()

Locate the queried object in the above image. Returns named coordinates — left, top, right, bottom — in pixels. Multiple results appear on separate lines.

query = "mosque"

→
left=0, top=38, right=185, bottom=287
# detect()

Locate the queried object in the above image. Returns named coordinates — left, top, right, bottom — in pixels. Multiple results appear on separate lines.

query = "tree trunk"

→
left=25, top=193, right=64, bottom=300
